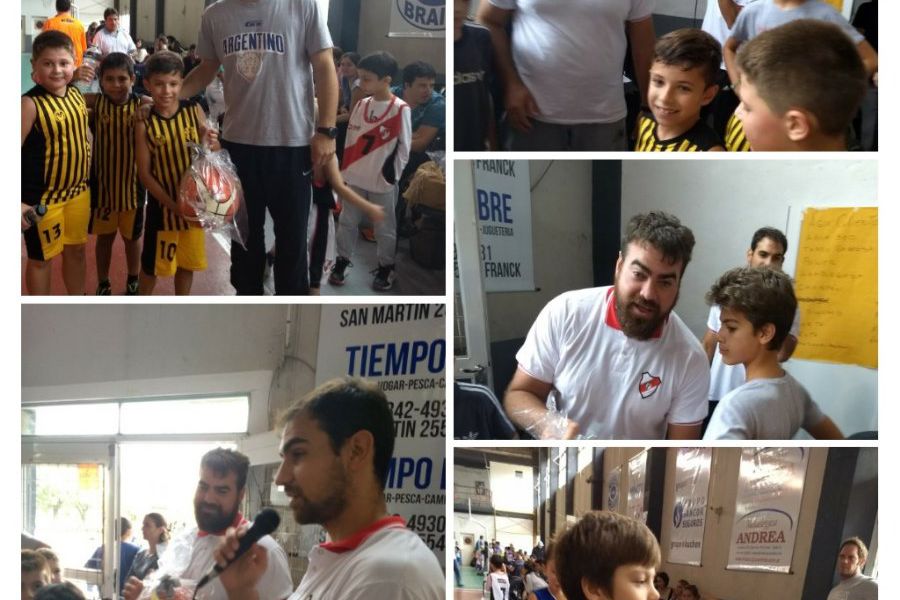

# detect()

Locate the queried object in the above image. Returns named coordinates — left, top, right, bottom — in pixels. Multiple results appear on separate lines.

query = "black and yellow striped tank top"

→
left=21, top=85, right=91, bottom=206
left=635, top=113, right=722, bottom=152
left=725, top=113, right=751, bottom=152
left=145, top=101, right=200, bottom=231
left=93, top=93, right=141, bottom=211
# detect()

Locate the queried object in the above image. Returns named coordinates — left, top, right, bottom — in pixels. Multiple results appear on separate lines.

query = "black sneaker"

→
left=96, top=280, right=111, bottom=296
left=125, top=278, right=139, bottom=296
left=329, top=257, right=352, bottom=286
left=372, top=264, right=396, bottom=292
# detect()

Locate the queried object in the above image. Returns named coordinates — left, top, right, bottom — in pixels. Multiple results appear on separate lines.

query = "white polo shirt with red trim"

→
left=156, top=513, right=293, bottom=600
left=288, top=516, right=443, bottom=600
left=516, top=286, right=709, bottom=439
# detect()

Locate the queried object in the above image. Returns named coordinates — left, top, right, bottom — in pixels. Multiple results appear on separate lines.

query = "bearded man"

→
left=505, top=211, right=709, bottom=440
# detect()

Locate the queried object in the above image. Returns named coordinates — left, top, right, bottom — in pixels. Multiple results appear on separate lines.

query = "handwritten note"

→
left=793, top=207, right=877, bottom=368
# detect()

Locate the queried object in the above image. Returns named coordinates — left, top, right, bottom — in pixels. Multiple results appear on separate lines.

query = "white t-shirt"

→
left=707, top=304, right=801, bottom=401
left=525, top=571, right=549, bottom=594
left=703, top=371, right=825, bottom=440
left=489, top=0, right=653, bottom=124
left=156, top=524, right=293, bottom=600
left=516, top=286, right=710, bottom=439
left=730, top=0, right=864, bottom=44
left=93, top=27, right=136, bottom=56
left=288, top=517, right=444, bottom=600
left=826, top=573, right=878, bottom=600
left=486, top=571, right=511, bottom=600
left=701, top=0, right=761, bottom=67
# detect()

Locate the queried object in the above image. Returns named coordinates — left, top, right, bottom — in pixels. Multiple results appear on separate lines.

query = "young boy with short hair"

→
left=635, top=29, right=724, bottom=152
left=485, top=554, right=511, bottom=600
left=731, top=20, right=868, bottom=151
left=703, top=267, right=843, bottom=439
left=22, top=550, right=50, bottom=600
left=331, top=51, right=411, bottom=292
left=86, top=52, right=150, bottom=295
left=555, top=511, right=660, bottom=600
left=134, top=51, right=217, bottom=295
left=22, top=30, right=92, bottom=295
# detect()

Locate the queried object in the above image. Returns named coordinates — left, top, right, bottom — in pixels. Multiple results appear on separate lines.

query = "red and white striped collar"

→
left=320, top=516, right=407, bottom=554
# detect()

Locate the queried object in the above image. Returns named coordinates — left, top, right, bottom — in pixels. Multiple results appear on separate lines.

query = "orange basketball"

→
left=179, top=162, right=238, bottom=221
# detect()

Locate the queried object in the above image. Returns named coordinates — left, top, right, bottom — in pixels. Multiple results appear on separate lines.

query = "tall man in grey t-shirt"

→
left=827, top=537, right=878, bottom=600
left=179, top=0, right=338, bottom=295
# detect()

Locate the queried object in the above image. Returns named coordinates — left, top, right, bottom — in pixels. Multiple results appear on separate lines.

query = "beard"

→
left=287, top=462, right=350, bottom=526
left=614, top=282, right=676, bottom=341
left=195, top=499, right=239, bottom=534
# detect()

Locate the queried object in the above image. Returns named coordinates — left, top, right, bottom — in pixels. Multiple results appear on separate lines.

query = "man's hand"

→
left=74, top=64, right=95, bottom=83
left=134, top=103, right=153, bottom=124
left=311, top=132, right=336, bottom=168
left=122, top=576, right=143, bottom=600
left=504, top=80, right=539, bottom=132
left=213, top=524, right=268, bottom=597
left=21, top=203, right=36, bottom=231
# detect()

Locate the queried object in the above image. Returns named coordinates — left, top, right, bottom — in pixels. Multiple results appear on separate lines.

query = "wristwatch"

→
left=316, top=126, right=338, bottom=139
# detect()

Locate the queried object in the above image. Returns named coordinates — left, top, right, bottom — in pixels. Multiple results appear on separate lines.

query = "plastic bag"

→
left=138, top=531, right=209, bottom=600
left=140, top=574, right=197, bottom=600
left=177, top=128, right=248, bottom=249
left=511, top=390, right=599, bottom=439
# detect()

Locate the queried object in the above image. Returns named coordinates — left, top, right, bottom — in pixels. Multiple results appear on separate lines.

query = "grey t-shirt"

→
left=826, top=574, right=878, bottom=600
left=731, top=0, right=864, bottom=44
left=703, top=372, right=824, bottom=440
left=197, top=0, right=332, bottom=146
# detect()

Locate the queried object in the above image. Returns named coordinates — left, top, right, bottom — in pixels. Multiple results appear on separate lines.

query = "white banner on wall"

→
left=607, top=466, right=621, bottom=511
left=316, top=304, right=446, bottom=564
left=727, top=448, right=810, bottom=573
left=472, top=160, right=535, bottom=292
left=388, top=0, right=446, bottom=38
left=669, top=448, right=712, bottom=566
left=627, top=452, right=648, bottom=524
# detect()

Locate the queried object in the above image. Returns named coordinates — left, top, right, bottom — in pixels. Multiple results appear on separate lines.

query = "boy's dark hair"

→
left=490, top=554, right=505, bottom=569
left=706, top=267, right=797, bottom=350
left=358, top=51, right=399, bottom=81
left=403, top=61, right=437, bottom=86
left=201, top=448, right=250, bottom=491
left=555, top=511, right=661, bottom=600
left=751, top=226, right=788, bottom=254
left=22, top=549, right=48, bottom=574
left=332, top=46, right=344, bottom=63
left=36, top=548, right=58, bottom=563
left=56, top=0, right=71, bottom=12
left=656, top=571, right=670, bottom=586
left=277, top=378, right=395, bottom=488
left=343, top=51, right=361, bottom=66
left=103, top=8, right=118, bottom=19
left=145, top=50, right=184, bottom=78
left=653, top=28, right=722, bottom=87
left=683, top=584, right=701, bottom=599
left=32, top=30, right=75, bottom=60
left=35, top=582, right=87, bottom=600
left=736, top=19, right=867, bottom=136
left=621, top=211, right=695, bottom=274
left=99, top=52, right=135, bottom=78
left=119, top=516, right=132, bottom=535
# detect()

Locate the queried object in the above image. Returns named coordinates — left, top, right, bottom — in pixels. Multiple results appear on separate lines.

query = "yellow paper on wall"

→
left=78, top=463, right=100, bottom=491
left=822, top=0, right=844, bottom=12
left=793, top=207, right=877, bottom=368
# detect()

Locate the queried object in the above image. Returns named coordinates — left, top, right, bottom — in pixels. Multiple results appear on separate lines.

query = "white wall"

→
left=621, top=159, right=878, bottom=435
left=490, top=461, right=534, bottom=514
left=485, top=160, right=595, bottom=342
left=357, top=1, right=443, bottom=77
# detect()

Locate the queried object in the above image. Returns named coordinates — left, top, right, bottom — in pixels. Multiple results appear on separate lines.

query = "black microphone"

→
left=195, top=508, right=281, bottom=591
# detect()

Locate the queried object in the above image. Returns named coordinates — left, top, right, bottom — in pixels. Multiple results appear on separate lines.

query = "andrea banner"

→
left=388, top=0, right=446, bottom=38
left=669, top=448, right=712, bottom=566
left=316, top=304, right=447, bottom=564
left=727, top=448, right=810, bottom=573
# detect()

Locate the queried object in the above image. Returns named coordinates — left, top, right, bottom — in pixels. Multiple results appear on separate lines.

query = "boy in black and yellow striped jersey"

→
left=635, top=29, right=724, bottom=152
left=135, top=51, right=218, bottom=295
left=21, top=31, right=92, bottom=294
left=85, top=52, right=151, bottom=295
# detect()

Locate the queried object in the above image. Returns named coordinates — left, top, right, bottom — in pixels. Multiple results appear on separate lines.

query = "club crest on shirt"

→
left=379, top=125, right=391, bottom=140
left=236, top=51, right=263, bottom=82
left=638, top=371, right=662, bottom=399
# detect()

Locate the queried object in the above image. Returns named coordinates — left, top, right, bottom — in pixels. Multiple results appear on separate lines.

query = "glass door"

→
left=22, top=440, right=119, bottom=599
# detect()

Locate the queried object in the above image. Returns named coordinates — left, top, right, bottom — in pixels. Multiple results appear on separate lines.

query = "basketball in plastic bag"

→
left=179, top=161, right=239, bottom=221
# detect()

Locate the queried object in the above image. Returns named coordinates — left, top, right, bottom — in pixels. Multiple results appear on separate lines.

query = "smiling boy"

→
left=635, top=29, right=724, bottom=152
left=703, top=267, right=843, bottom=439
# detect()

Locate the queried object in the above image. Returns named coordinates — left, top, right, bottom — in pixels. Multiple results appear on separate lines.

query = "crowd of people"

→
left=469, top=512, right=876, bottom=600
left=23, top=0, right=446, bottom=295
left=453, top=0, right=878, bottom=152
